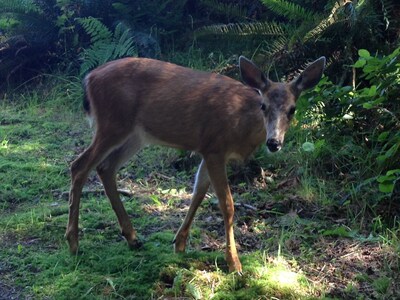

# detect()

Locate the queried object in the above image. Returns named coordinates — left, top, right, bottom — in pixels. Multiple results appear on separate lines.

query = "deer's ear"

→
left=239, top=56, right=269, bottom=91
left=292, top=57, right=326, bottom=94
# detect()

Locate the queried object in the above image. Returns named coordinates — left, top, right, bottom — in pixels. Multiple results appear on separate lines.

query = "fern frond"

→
left=380, top=0, right=396, bottom=30
left=113, top=28, right=135, bottom=59
left=80, top=42, right=113, bottom=75
left=79, top=22, right=136, bottom=76
left=261, top=0, right=319, bottom=22
left=78, top=17, right=112, bottom=43
left=195, top=21, right=286, bottom=37
left=200, top=0, right=247, bottom=19
left=0, top=0, right=40, bottom=14
left=262, top=35, right=289, bottom=58
left=304, top=1, right=353, bottom=42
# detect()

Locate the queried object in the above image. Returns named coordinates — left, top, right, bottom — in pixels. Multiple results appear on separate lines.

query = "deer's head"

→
left=239, top=56, right=326, bottom=152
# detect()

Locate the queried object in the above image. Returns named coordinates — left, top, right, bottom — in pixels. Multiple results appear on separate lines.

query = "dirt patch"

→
left=303, top=238, right=400, bottom=299
left=0, top=261, right=26, bottom=300
left=0, top=281, right=25, bottom=300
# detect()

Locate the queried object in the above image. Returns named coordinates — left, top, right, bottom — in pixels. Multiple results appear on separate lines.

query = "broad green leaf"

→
left=363, top=102, right=373, bottom=109
left=363, top=65, right=378, bottom=73
left=386, top=169, right=400, bottom=176
left=378, top=131, right=389, bottom=142
left=368, top=85, right=377, bottom=96
left=379, top=182, right=394, bottom=193
left=354, top=59, right=366, bottom=68
left=377, top=174, right=396, bottom=183
left=302, top=142, right=315, bottom=152
left=385, top=143, right=399, bottom=158
left=358, top=49, right=371, bottom=59
left=377, top=154, right=387, bottom=164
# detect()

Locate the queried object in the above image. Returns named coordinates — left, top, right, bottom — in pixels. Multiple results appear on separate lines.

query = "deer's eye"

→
left=288, top=106, right=296, bottom=117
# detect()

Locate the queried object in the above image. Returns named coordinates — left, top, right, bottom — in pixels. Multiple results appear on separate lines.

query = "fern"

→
left=0, top=0, right=40, bottom=14
left=263, top=35, right=289, bottom=56
left=195, top=21, right=286, bottom=37
left=380, top=0, right=396, bottom=30
left=79, top=22, right=136, bottom=76
left=200, top=0, right=247, bottom=20
left=260, top=0, right=319, bottom=22
left=78, top=17, right=112, bottom=44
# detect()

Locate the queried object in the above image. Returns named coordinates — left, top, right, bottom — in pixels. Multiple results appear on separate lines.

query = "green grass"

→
left=0, top=80, right=399, bottom=299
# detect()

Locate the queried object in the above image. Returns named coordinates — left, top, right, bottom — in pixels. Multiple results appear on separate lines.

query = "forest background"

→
left=0, top=0, right=399, bottom=299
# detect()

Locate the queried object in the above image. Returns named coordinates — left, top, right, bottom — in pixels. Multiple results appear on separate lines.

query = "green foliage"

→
left=352, top=48, right=400, bottom=195
left=261, top=0, right=318, bottom=22
left=0, top=0, right=40, bottom=14
left=195, top=0, right=399, bottom=82
left=296, top=47, right=400, bottom=208
left=378, top=169, right=400, bottom=194
left=78, top=16, right=112, bottom=43
left=0, top=16, right=19, bottom=31
left=196, top=21, right=286, bottom=38
left=78, top=18, right=136, bottom=76
left=199, top=0, right=247, bottom=21
left=112, top=0, right=187, bottom=30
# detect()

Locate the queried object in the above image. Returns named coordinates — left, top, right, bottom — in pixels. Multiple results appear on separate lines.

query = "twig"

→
left=56, top=188, right=134, bottom=200
left=234, top=202, right=258, bottom=211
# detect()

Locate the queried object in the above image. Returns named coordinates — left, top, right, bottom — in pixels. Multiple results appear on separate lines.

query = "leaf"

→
left=386, top=169, right=400, bottom=176
left=323, top=226, right=351, bottom=238
left=150, top=195, right=162, bottom=206
left=362, top=102, right=373, bottom=109
left=378, top=131, right=389, bottom=142
left=377, top=169, right=399, bottom=193
left=358, top=49, right=371, bottom=59
left=379, top=182, right=394, bottom=193
left=302, top=142, right=315, bottom=152
left=385, top=143, right=399, bottom=159
left=354, top=59, right=366, bottom=68
left=377, top=174, right=396, bottom=183
left=368, top=85, right=377, bottom=96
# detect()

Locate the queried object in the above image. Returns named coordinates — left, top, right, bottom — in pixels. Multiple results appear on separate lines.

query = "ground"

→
left=0, top=94, right=399, bottom=299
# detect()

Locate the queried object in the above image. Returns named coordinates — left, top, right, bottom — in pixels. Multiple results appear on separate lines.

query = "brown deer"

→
left=66, top=56, right=325, bottom=272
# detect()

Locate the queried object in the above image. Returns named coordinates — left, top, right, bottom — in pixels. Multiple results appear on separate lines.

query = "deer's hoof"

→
left=227, top=256, right=242, bottom=273
left=173, top=233, right=187, bottom=253
left=127, top=238, right=143, bottom=250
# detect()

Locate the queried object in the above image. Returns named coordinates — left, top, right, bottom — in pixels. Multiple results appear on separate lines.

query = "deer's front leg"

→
left=205, top=155, right=242, bottom=273
left=174, top=159, right=210, bottom=252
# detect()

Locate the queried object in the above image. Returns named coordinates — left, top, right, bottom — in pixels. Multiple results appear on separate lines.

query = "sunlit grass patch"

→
left=154, top=252, right=323, bottom=299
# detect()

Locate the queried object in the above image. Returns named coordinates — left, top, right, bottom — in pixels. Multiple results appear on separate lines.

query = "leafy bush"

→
left=296, top=47, right=400, bottom=210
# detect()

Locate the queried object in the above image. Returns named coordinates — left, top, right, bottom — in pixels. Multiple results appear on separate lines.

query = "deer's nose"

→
left=266, top=139, right=282, bottom=152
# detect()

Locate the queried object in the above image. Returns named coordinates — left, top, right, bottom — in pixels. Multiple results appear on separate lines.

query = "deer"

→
left=65, top=55, right=325, bottom=273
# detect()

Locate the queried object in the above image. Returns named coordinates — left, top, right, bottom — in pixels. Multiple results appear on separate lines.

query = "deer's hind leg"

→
left=66, top=135, right=127, bottom=254
left=96, top=134, right=144, bottom=249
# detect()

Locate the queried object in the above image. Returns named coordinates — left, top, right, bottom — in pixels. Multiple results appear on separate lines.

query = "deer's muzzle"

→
left=266, top=138, right=282, bottom=152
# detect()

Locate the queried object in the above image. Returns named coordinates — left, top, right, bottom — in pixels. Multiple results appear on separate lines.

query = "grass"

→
left=0, top=80, right=399, bottom=299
